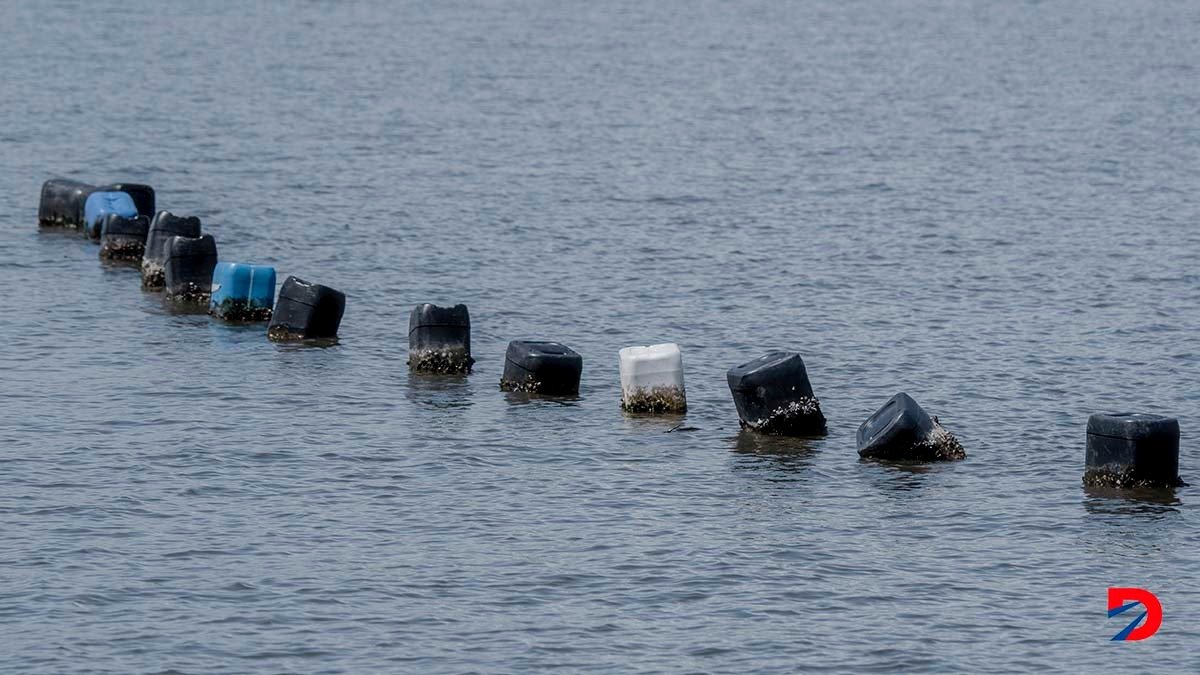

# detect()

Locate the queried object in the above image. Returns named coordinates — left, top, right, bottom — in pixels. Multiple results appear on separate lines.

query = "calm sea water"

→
left=2, top=1, right=1199, bottom=672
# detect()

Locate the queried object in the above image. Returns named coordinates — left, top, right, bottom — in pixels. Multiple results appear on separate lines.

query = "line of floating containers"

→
left=36, top=178, right=1186, bottom=489
left=40, top=178, right=345, bottom=339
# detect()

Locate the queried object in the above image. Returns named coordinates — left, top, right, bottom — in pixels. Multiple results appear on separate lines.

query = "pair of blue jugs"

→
left=83, top=191, right=138, bottom=238
left=210, top=262, right=277, bottom=321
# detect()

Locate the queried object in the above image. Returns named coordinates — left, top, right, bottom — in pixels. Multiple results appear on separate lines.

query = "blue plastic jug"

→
left=210, top=262, right=277, bottom=321
left=83, top=191, right=137, bottom=238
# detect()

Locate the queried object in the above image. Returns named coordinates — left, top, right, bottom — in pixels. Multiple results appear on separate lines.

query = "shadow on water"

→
left=270, top=336, right=342, bottom=350
left=1077, top=486, right=1183, bottom=557
left=208, top=318, right=271, bottom=346
left=728, top=431, right=818, bottom=480
left=405, top=370, right=473, bottom=410
left=732, top=431, right=820, bottom=457
left=619, top=410, right=689, bottom=434
left=1082, top=485, right=1182, bottom=517
left=858, top=457, right=950, bottom=496
left=98, top=255, right=142, bottom=272
left=36, top=227, right=86, bottom=242
left=161, top=298, right=211, bottom=317
left=501, top=390, right=581, bottom=407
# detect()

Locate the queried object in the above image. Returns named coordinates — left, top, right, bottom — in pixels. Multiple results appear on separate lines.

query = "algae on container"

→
left=38, top=179, right=153, bottom=229
left=408, top=303, right=473, bottom=374
left=142, top=211, right=202, bottom=288
left=727, top=351, right=826, bottom=436
left=163, top=234, right=218, bottom=304
left=210, top=262, right=276, bottom=321
left=267, top=276, right=345, bottom=341
left=618, top=343, right=686, bottom=413
left=38, top=179, right=96, bottom=228
left=500, top=341, right=582, bottom=395
left=1084, top=413, right=1182, bottom=488
left=856, top=392, right=964, bottom=461
left=98, top=213, right=150, bottom=261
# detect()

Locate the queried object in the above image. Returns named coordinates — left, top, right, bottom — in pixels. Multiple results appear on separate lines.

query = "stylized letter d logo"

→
left=1108, top=587, right=1162, bottom=641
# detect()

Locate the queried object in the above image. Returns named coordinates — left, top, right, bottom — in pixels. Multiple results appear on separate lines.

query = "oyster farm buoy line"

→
left=34, top=177, right=1189, bottom=485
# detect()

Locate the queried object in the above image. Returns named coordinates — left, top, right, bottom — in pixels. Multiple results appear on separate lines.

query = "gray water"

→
left=2, top=1, right=1199, bottom=672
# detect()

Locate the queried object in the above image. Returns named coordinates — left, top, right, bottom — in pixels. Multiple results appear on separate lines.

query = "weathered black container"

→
left=408, top=303, right=474, bottom=373
left=99, top=213, right=150, bottom=260
left=857, top=393, right=933, bottom=459
left=98, top=182, right=155, bottom=218
left=163, top=234, right=218, bottom=303
left=38, top=178, right=95, bottom=227
left=1085, top=413, right=1181, bottom=488
left=142, top=211, right=202, bottom=288
left=500, top=341, right=582, bottom=395
left=856, top=392, right=964, bottom=461
left=726, top=351, right=826, bottom=435
left=267, top=276, right=346, bottom=341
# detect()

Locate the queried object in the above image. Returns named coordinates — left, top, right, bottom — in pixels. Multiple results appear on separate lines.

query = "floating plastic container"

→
left=619, top=343, right=686, bottom=413
left=500, top=341, right=582, bottom=395
left=408, top=303, right=473, bottom=373
left=98, top=182, right=155, bottom=218
left=163, top=234, right=218, bottom=303
left=727, top=351, right=826, bottom=435
left=38, top=178, right=95, bottom=227
left=83, top=191, right=138, bottom=239
left=142, top=211, right=202, bottom=288
left=98, top=213, right=150, bottom=260
left=267, top=276, right=345, bottom=341
left=857, top=392, right=964, bottom=461
left=1085, top=413, right=1181, bottom=488
left=209, top=262, right=276, bottom=321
